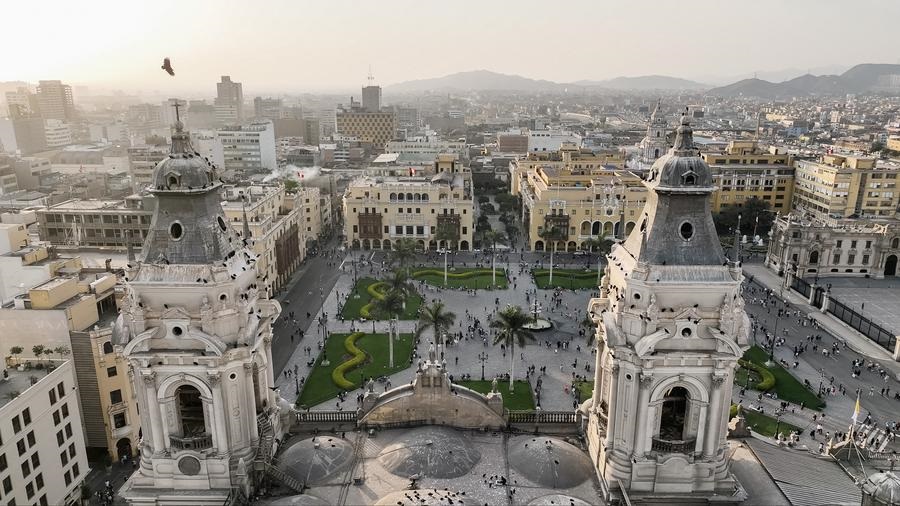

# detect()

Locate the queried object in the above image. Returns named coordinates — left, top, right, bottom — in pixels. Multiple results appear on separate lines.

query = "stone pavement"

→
left=275, top=252, right=596, bottom=412
left=824, top=276, right=900, bottom=335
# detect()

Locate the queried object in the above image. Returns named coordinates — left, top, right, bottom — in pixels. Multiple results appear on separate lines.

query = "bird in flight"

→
left=161, top=57, right=174, bottom=76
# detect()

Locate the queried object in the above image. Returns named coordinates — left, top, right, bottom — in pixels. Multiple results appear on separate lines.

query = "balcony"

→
left=169, top=434, right=213, bottom=451
left=651, top=437, right=696, bottom=454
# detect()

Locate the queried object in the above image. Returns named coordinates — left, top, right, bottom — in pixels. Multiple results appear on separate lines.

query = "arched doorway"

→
left=372, top=239, right=381, bottom=249
left=885, top=255, right=898, bottom=276
left=428, top=240, right=437, bottom=251
left=362, top=239, right=371, bottom=250
left=116, top=437, right=132, bottom=460
left=351, top=239, right=360, bottom=249
left=382, top=239, right=391, bottom=250
left=416, top=239, right=425, bottom=250
left=580, top=221, right=590, bottom=235
left=459, top=240, right=469, bottom=251
left=625, top=221, right=635, bottom=235
left=438, top=240, right=446, bottom=250
left=809, top=250, right=819, bottom=264
left=602, top=222, right=613, bottom=236
left=658, top=386, right=689, bottom=441
left=174, top=385, right=206, bottom=437
left=567, top=241, right=577, bottom=252
left=592, top=221, right=601, bottom=235
left=534, top=240, right=545, bottom=252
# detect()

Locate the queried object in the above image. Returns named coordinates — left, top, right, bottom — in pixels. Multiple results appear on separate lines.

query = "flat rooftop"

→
left=46, top=200, right=137, bottom=211
left=0, top=366, right=54, bottom=411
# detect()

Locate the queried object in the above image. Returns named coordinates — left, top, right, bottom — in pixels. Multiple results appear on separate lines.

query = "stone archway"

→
left=460, top=240, right=470, bottom=251
left=534, top=240, right=545, bottom=252
left=117, top=437, right=133, bottom=460
left=592, top=221, right=601, bottom=235
left=580, top=221, right=590, bottom=235
left=625, top=221, right=635, bottom=235
left=351, top=239, right=360, bottom=249
left=362, top=239, right=371, bottom=250
left=567, top=241, right=577, bottom=252
left=382, top=239, right=392, bottom=251
left=603, top=222, right=613, bottom=236
left=373, top=239, right=381, bottom=250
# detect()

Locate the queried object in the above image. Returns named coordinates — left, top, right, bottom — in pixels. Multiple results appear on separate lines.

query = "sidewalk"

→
left=742, top=264, right=900, bottom=379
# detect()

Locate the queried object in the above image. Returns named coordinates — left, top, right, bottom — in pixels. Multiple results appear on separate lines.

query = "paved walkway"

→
left=275, top=254, right=596, bottom=412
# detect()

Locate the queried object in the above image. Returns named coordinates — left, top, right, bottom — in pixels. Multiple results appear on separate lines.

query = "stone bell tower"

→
left=583, top=115, right=749, bottom=503
left=115, top=105, right=285, bottom=505
left=640, top=99, right=669, bottom=165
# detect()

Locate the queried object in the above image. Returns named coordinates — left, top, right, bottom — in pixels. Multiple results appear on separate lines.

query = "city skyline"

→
left=3, top=0, right=900, bottom=94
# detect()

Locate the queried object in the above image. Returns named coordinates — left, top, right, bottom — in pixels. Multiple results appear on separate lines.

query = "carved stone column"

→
left=633, top=373, right=653, bottom=456
left=704, top=374, right=725, bottom=457
left=208, top=372, right=228, bottom=453
left=605, top=362, right=621, bottom=448
left=143, top=372, right=165, bottom=453
left=244, top=363, right=259, bottom=442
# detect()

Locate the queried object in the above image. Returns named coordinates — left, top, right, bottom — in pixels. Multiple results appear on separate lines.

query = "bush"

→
left=738, top=359, right=776, bottom=391
left=359, top=281, right=388, bottom=319
left=331, top=332, right=366, bottom=389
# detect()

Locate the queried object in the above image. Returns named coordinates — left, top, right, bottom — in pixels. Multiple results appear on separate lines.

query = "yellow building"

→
left=510, top=145, right=645, bottom=251
left=343, top=154, right=475, bottom=250
left=886, top=136, right=900, bottom=152
left=793, top=154, right=900, bottom=218
left=700, top=140, right=795, bottom=213
left=335, top=104, right=397, bottom=150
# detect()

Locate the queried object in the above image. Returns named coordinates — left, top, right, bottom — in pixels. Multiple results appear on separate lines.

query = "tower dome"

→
left=150, top=120, right=218, bottom=191
left=647, top=115, right=713, bottom=190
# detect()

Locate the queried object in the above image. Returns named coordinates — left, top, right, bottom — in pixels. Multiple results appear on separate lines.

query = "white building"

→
left=0, top=359, right=89, bottom=506
left=116, top=119, right=288, bottom=505
left=216, top=121, right=276, bottom=175
left=191, top=130, right=225, bottom=168
left=385, top=136, right=466, bottom=158
left=584, top=117, right=748, bottom=502
left=44, top=119, right=73, bottom=149
left=527, top=129, right=582, bottom=153
left=639, top=100, right=669, bottom=164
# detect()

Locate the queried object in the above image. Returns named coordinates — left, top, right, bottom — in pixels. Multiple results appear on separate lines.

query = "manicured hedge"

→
left=359, top=282, right=388, bottom=319
left=738, top=359, right=776, bottom=391
left=331, top=332, right=366, bottom=389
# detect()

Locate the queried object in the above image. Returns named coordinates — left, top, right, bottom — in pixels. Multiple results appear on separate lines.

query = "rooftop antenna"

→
left=367, top=64, right=375, bottom=85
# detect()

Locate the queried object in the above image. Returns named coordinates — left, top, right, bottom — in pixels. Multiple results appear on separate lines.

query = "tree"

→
left=31, top=345, right=45, bottom=365
left=390, top=238, right=420, bottom=275
left=384, top=269, right=416, bottom=301
left=539, top=226, right=562, bottom=285
left=480, top=229, right=506, bottom=287
left=9, top=346, right=22, bottom=366
left=373, top=289, right=406, bottom=368
left=415, top=301, right=457, bottom=352
left=283, top=179, right=299, bottom=192
left=583, top=237, right=614, bottom=256
left=490, top=305, right=536, bottom=392
left=53, top=345, right=71, bottom=361
left=714, top=197, right=775, bottom=238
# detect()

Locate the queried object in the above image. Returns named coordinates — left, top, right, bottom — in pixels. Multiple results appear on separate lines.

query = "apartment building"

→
left=335, top=99, right=397, bottom=150
left=37, top=196, right=151, bottom=248
left=126, top=145, right=169, bottom=192
left=216, top=121, right=276, bottom=175
left=0, top=360, right=88, bottom=506
left=510, top=146, right=645, bottom=251
left=700, top=140, right=795, bottom=213
left=35, top=80, right=76, bottom=121
left=343, top=154, right=474, bottom=250
left=793, top=154, right=900, bottom=219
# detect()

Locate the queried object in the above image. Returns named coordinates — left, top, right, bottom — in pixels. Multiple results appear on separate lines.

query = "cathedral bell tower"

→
left=640, top=99, right=669, bottom=165
left=584, top=115, right=749, bottom=502
left=114, top=107, right=285, bottom=505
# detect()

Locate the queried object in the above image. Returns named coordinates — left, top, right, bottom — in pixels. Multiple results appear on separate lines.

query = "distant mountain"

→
left=386, top=70, right=707, bottom=93
left=386, top=70, right=562, bottom=93
left=572, top=75, right=708, bottom=91
left=707, top=64, right=900, bottom=98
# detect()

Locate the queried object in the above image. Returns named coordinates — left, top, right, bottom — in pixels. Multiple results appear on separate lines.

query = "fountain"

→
left=523, top=298, right=553, bottom=331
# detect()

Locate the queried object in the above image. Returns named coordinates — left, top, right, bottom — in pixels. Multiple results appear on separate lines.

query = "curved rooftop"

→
left=276, top=436, right=355, bottom=485
left=377, top=426, right=481, bottom=479
left=862, top=471, right=900, bottom=504
left=646, top=115, right=714, bottom=191
left=508, top=436, right=593, bottom=488
left=150, top=121, right=219, bottom=192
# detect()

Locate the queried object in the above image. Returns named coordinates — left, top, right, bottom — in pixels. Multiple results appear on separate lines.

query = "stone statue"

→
left=428, top=343, right=437, bottom=363
left=646, top=293, right=659, bottom=321
left=491, top=377, right=498, bottom=393
left=366, top=378, right=375, bottom=393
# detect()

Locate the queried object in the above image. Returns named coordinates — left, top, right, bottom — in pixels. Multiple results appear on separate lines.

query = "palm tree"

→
left=539, top=227, right=560, bottom=285
left=373, top=289, right=406, bottom=368
left=384, top=269, right=416, bottom=303
left=490, top=305, right=535, bottom=392
left=583, top=237, right=614, bottom=256
left=480, top=230, right=506, bottom=287
left=391, top=238, right=420, bottom=276
left=53, top=345, right=71, bottom=361
left=415, top=301, right=457, bottom=354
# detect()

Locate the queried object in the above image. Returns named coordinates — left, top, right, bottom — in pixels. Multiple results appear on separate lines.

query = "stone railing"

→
left=169, top=434, right=213, bottom=451
left=651, top=437, right=696, bottom=454
left=295, top=411, right=357, bottom=423
left=508, top=410, right=577, bottom=424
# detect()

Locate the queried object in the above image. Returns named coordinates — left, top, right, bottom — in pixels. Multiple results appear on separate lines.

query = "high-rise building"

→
left=214, top=75, right=244, bottom=124
left=217, top=120, right=277, bottom=175
left=35, top=80, right=76, bottom=121
left=43, top=119, right=73, bottom=148
left=793, top=154, right=898, bottom=219
left=127, top=145, right=170, bottom=192
left=335, top=101, right=396, bottom=151
left=253, top=97, right=283, bottom=120
left=701, top=140, right=795, bottom=213
left=362, top=84, right=382, bottom=112
left=585, top=117, right=747, bottom=502
left=116, top=118, right=285, bottom=504
left=5, top=87, right=39, bottom=118
left=0, top=116, right=48, bottom=155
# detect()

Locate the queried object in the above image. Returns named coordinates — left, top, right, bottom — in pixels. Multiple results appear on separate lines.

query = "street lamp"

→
left=478, top=352, right=489, bottom=381
left=774, top=413, right=783, bottom=441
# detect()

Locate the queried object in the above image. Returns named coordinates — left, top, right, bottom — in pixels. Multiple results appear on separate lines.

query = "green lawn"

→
left=412, top=267, right=509, bottom=289
left=742, top=345, right=825, bottom=410
left=532, top=268, right=599, bottom=290
left=574, top=380, right=594, bottom=403
left=339, top=277, right=423, bottom=320
left=737, top=407, right=803, bottom=437
left=734, top=365, right=762, bottom=390
left=296, top=332, right=414, bottom=408
left=457, top=379, right=535, bottom=410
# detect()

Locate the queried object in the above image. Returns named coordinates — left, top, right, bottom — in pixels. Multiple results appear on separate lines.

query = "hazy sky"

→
left=3, top=0, right=899, bottom=94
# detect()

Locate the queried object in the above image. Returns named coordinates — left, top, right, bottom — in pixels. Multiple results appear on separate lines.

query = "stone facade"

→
left=584, top=117, right=749, bottom=503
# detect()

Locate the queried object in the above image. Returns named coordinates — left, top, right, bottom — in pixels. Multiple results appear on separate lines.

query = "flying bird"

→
left=161, top=57, right=174, bottom=76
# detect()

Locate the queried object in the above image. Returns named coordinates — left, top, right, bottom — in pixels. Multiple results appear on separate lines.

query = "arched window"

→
left=809, top=250, right=819, bottom=264
left=174, top=385, right=206, bottom=437
left=406, top=193, right=413, bottom=201
left=422, top=194, right=429, bottom=202
left=682, top=171, right=697, bottom=185
left=390, top=193, right=397, bottom=201
left=654, top=148, right=659, bottom=158
left=398, top=193, right=405, bottom=201
left=658, top=386, right=689, bottom=441
left=102, top=341, right=114, bottom=354
left=656, top=131, right=660, bottom=138
left=892, top=238, right=899, bottom=249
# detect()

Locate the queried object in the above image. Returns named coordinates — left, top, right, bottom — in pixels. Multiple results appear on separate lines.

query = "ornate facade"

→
left=639, top=100, right=669, bottom=165
left=584, top=117, right=749, bottom=503
left=115, top=113, right=287, bottom=505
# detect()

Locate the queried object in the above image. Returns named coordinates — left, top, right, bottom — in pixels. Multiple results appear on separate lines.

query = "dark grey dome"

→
left=276, top=436, right=354, bottom=485
left=377, top=427, right=480, bottom=479
left=150, top=123, right=218, bottom=192
left=647, top=116, right=713, bottom=189
left=508, top=436, right=592, bottom=488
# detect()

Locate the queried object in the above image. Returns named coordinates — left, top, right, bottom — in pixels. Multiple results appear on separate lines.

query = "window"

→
left=64, top=470, right=71, bottom=486
left=21, top=459, right=30, bottom=478
left=2, top=476, right=10, bottom=494
left=64, top=423, right=72, bottom=439
left=61, top=403, right=69, bottom=418
left=60, top=450, right=68, bottom=466
left=865, top=241, right=872, bottom=249
left=56, top=431, right=64, bottom=446
left=22, top=408, right=30, bottom=426
left=26, top=482, right=34, bottom=499
left=57, top=382, right=64, bottom=399
left=35, top=473, right=43, bottom=490
left=114, top=413, right=127, bottom=429
left=26, top=431, right=35, bottom=447
left=107, top=366, right=118, bottom=378
left=68, top=444, right=75, bottom=458
left=851, top=240, right=857, bottom=249
left=0, top=453, right=6, bottom=472
left=833, top=253, right=841, bottom=264
left=39, top=495, right=48, bottom=506
left=863, top=254, right=870, bottom=264
left=12, top=416, right=21, bottom=434
left=102, top=341, right=114, bottom=354
left=848, top=254, right=856, bottom=265
left=17, top=439, right=26, bottom=456
left=110, top=390, right=123, bottom=404
left=72, top=463, right=79, bottom=478
left=53, top=411, right=61, bottom=426
left=30, top=452, right=39, bottom=468
left=836, top=240, right=843, bottom=248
